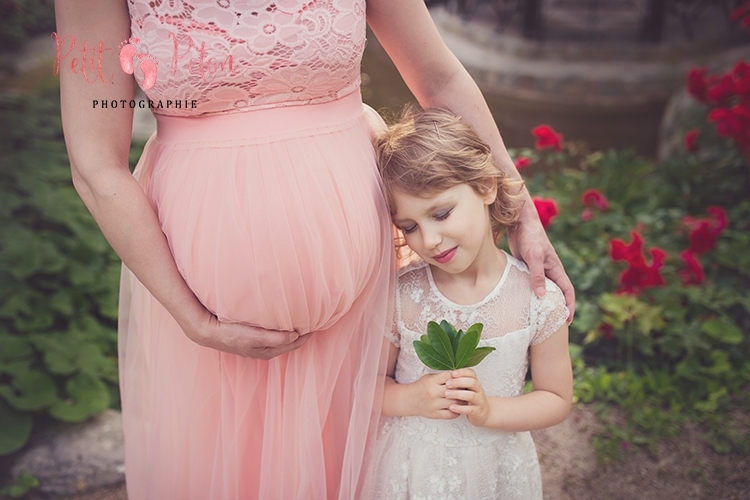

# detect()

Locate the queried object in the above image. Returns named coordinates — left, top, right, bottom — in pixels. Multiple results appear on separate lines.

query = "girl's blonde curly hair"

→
left=375, top=104, right=525, bottom=242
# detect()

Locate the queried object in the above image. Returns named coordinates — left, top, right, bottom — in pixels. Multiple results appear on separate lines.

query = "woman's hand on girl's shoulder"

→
left=507, top=213, right=576, bottom=321
left=188, top=313, right=310, bottom=359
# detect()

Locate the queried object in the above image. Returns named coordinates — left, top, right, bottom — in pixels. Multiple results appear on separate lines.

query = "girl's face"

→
left=392, top=183, right=498, bottom=277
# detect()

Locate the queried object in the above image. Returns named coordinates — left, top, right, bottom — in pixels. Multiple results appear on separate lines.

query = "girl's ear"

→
left=477, top=178, right=498, bottom=205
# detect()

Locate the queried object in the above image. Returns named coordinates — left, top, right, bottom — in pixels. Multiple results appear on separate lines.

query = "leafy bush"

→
left=511, top=65, right=750, bottom=457
left=0, top=0, right=56, bottom=52
left=0, top=85, right=123, bottom=455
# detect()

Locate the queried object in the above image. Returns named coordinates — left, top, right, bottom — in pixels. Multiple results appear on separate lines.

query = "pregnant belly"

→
left=142, top=120, right=388, bottom=333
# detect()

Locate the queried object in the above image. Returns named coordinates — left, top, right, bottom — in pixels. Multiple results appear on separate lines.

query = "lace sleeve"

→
left=530, top=278, right=569, bottom=346
left=385, top=278, right=404, bottom=348
left=386, top=309, right=401, bottom=348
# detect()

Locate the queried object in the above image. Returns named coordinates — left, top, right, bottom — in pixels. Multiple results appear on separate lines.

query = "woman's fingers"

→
left=246, top=325, right=299, bottom=349
left=252, top=333, right=312, bottom=359
left=543, top=253, right=576, bottom=321
left=204, top=320, right=310, bottom=359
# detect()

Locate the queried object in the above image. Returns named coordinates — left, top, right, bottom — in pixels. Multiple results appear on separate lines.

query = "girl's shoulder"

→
left=395, top=260, right=432, bottom=309
left=502, top=253, right=568, bottom=344
left=396, top=259, right=429, bottom=283
left=504, top=253, right=566, bottom=303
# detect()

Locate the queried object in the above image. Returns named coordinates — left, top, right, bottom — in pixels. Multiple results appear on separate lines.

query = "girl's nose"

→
left=421, top=226, right=442, bottom=249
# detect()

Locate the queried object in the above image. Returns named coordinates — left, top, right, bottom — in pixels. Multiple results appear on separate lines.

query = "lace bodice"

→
left=391, top=253, right=568, bottom=399
left=127, top=0, right=366, bottom=116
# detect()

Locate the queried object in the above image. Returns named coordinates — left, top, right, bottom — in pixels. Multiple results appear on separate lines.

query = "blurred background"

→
left=0, top=1, right=749, bottom=499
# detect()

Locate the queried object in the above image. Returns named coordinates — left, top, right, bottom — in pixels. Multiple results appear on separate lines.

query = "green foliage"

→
left=0, top=470, right=38, bottom=498
left=0, top=0, right=56, bottom=52
left=0, top=87, right=124, bottom=455
left=513, top=100, right=750, bottom=458
left=413, top=321, right=495, bottom=371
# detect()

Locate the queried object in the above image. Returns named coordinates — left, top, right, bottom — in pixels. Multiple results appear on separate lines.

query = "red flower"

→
left=581, top=188, right=609, bottom=211
left=731, top=1, right=750, bottom=34
left=707, top=74, right=736, bottom=105
left=514, top=156, right=532, bottom=170
left=581, top=208, right=593, bottom=221
left=681, top=206, right=728, bottom=255
left=684, top=128, right=700, bottom=152
left=731, top=1, right=750, bottom=21
left=610, top=230, right=645, bottom=266
left=532, top=197, right=559, bottom=229
left=732, top=61, right=750, bottom=97
left=679, top=251, right=705, bottom=286
left=610, top=231, right=667, bottom=294
left=708, top=103, right=750, bottom=151
left=687, top=67, right=710, bottom=103
left=531, top=125, right=564, bottom=151
left=599, top=323, right=616, bottom=340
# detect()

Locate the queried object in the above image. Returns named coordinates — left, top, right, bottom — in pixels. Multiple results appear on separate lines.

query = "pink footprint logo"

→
left=118, top=38, right=158, bottom=91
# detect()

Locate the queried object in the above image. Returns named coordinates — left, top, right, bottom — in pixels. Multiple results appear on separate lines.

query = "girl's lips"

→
left=433, top=247, right=457, bottom=264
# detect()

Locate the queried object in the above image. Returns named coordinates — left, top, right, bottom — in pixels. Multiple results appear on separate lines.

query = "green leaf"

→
left=48, top=373, right=109, bottom=422
left=413, top=340, right=453, bottom=371
left=701, top=317, right=743, bottom=345
left=0, top=335, right=33, bottom=364
left=0, top=368, right=58, bottom=411
left=453, top=329, right=465, bottom=355
left=0, top=470, right=39, bottom=497
left=463, top=346, right=496, bottom=368
left=427, top=321, right=455, bottom=368
left=0, top=399, right=32, bottom=455
left=439, top=320, right=457, bottom=346
left=454, top=325, right=482, bottom=368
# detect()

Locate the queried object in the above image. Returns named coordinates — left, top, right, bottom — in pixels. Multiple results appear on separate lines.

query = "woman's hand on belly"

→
left=186, top=311, right=311, bottom=359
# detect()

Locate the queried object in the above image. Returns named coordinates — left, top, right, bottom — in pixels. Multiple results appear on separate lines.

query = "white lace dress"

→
left=363, top=253, right=568, bottom=500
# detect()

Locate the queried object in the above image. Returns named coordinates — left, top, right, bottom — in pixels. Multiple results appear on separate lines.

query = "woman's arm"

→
left=446, top=325, right=572, bottom=431
left=366, top=0, right=575, bottom=318
left=54, top=0, right=306, bottom=358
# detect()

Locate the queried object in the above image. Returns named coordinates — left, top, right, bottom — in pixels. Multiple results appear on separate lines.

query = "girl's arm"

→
left=381, top=343, right=459, bottom=420
left=446, top=325, right=572, bottom=431
left=366, top=0, right=575, bottom=318
left=54, top=0, right=307, bottom=358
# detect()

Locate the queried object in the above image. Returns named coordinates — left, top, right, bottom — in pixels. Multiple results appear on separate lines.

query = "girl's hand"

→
left=186, top=311, right=311, bottom=359
left=408, top=372, right=461, bottom=420
left=445, top=369, right=492, bottom=427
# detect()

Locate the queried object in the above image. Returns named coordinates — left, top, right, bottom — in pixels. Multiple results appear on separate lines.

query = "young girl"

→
left=363, top=106, right=573, bottom=499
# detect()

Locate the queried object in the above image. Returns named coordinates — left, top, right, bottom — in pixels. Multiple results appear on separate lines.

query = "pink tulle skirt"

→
left=118, top=91, right=394, bottom=499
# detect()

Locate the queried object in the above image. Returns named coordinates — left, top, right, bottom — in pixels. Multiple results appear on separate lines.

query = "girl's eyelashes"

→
left=398, top=208, right=453, bottom=234
left=433, top=208, right=453, bottom=221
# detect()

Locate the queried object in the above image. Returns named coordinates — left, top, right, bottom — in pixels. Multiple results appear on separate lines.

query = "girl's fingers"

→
left=445, top=389, right=476, bottom=403
left=436, top=408, right=460, bottom=419
left=451, top=368, right=477, bottom=379
left=446, top=377, right=478, bottom=390
left=448, top=403, right=472, bottom=415
left=438, top=398, right=463, bottom=408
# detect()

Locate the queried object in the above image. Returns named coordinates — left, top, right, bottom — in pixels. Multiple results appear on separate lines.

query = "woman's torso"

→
left=127, top=0, right=367, bottom=116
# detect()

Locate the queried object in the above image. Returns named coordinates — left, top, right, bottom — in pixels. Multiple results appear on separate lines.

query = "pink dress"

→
left=119, top=2, right=394, bottom=498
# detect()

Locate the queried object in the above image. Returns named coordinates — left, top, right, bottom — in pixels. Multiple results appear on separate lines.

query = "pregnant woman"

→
left=54, top=0, right=574, bottom=498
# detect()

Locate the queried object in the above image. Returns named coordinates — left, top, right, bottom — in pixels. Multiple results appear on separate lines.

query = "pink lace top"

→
left=127, top=0, right=367, bottom=116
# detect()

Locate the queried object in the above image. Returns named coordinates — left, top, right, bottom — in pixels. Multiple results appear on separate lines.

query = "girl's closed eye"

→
left=401, top=223, right=418, bottom=234
left=433, top=208, right=453, bottom=221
